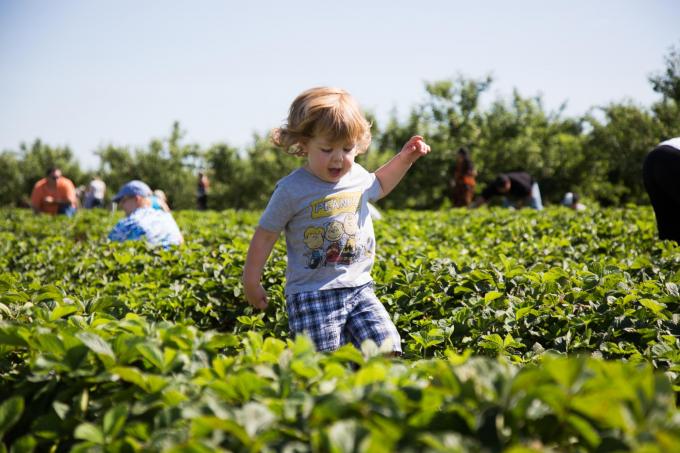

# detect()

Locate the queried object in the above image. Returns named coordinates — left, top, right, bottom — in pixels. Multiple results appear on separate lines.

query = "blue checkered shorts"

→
left=286, top=282, right=402, bottom=353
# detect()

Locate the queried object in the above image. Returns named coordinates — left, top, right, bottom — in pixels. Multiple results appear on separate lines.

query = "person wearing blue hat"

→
left=108, top=180, right=183, bottom=247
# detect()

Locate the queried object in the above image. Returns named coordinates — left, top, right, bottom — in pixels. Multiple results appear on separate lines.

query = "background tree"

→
left=584, top=104, right=662, bottom=205
left=649, top=42, right=680, bottom=104
left=97, top=122, right=199, bottom=209
left=2, top=44, right=679, bottom=210
left=0, top=152, right=23, bottom=207
left=0, top=140, right=85, bottom=207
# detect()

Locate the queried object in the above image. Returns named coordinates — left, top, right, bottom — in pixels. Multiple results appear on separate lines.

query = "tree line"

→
left=2, top=44, right=679, bottom=211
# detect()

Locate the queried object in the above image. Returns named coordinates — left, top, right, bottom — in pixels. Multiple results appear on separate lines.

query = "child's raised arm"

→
left=243, top=227, right=280, bottom=310
left=375, top=136, right=430, bottom=199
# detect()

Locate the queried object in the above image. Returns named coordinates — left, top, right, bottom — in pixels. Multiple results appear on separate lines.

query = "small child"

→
left=243, top=86, right=430, bottom=353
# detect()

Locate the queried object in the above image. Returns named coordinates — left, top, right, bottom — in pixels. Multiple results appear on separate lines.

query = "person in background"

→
left=84, top=176, right=106, bottom=208
left=108, top=180, right=183, bottom=247
left=243, top=86, right=431, bottom=355
left=562, top=192, right=586, bottom=211
left=643, top=137, right=680, bottom=243
left=197, top=172, right=209, bottom=210
left=30, top=167, right=78, bottom=216
left=75, top=185, right=87, bottom=208
left=474, top=171, right=543, bottom=210
left=449, top=147, right=477, bottom=207
left=151, top=189, right=171, bottom=212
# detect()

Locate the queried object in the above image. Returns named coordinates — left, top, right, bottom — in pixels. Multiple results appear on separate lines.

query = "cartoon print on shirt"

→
left=304, top=192, right=374, bottom=269
left=343, top=212, right=358, bottom=235
left=339, top=212, right=359, bottom=264
left=311, top=192, right=362, bottom=219
left=340, top=236, right=357, bottom=264
left=303, top=227, right=325, bottom=269
left=324, top=220, right=344, bottom=264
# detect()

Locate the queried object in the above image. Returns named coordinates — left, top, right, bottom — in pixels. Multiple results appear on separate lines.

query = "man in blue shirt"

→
left=108, top=180, right=183, bottom=247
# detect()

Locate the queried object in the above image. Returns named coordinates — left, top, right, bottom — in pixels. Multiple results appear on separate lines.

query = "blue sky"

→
left=1, top=0, right=679, bottom=169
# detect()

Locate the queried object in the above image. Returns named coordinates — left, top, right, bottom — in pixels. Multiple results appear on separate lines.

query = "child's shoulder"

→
left=341, top=163, right=373, bottom=185
left=350, top=162, right=370, bottom=176
left=276, top=167, right=308, bottom=188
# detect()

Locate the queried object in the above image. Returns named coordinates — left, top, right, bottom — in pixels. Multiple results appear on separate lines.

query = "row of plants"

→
left=2, top=307, right=679, bottom=451
left=2, top=208, right=679, bottom=361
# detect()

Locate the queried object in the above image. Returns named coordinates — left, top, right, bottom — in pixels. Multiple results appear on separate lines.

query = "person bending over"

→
left=108, top=180, right=183, bottom=248
left=474, top=171, right=543, bottom=210
left=643, top=137, right=680, bottom=242
left=31, top=167, right=78, bottom=216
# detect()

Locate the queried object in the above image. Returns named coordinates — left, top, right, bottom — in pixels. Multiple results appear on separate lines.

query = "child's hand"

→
left=244, top=281, right=269, bottom=310
left=400, top=136, right=431, bottom=163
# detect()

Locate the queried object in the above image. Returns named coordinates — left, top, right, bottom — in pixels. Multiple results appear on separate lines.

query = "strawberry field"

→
left=2, top=207, right=680, bottom=452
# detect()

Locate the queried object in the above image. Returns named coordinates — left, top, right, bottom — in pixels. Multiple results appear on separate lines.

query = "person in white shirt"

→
left=84, top=176, right=106, bottom=209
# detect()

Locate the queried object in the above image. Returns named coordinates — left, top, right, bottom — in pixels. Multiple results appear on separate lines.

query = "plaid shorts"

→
left=286, top=282, right=402, bottom=353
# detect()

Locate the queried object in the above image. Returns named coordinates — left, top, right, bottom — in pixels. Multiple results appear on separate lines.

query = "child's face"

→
left=301, top=135, right=358, bottom=183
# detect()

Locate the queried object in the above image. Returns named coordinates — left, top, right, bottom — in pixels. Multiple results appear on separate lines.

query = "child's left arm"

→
left=374, top=136, right=430, bottom=199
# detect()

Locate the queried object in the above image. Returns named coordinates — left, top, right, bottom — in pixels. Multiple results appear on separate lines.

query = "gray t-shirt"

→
left=259, top=164, right=382, bottom=296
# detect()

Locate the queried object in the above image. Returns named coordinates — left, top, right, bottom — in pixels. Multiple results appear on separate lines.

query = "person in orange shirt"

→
left=449, top=147, right=477, bottom=207
left=30, top=167, right=78, bottom=216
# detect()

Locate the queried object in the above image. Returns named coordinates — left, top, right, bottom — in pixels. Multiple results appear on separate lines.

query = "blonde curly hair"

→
left=271, top=87, right=372, bottom=156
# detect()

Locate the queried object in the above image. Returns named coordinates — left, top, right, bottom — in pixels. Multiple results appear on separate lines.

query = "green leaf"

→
left=52, top=401, right=70, bottom=420
left=9, top=434, right=37, bottom=453
left=567, top=414, right=600, bottom=448
left=0, top=396, right=24, bottom=436
left=484, top=291, right=503, bottom=303
left=35, top=333, right=66, bottom=357
left=112, top=366, right=145, bottom=386
left=112, top=366, right=168, bottom=393
left=103, top=404, right=128, bottom=439
left=74, top=422, right=104, bottom=444
left=49, top=304, right=78, bottom=321
left=331, top=344, right=365, bottom=366
left=639, top=298, right=666, bottom=314
left=503, top=333, right=524, bottom=349
left=113, top=252, right=133, bottom=266
left=0, top=325, right=29, bottom=347
left=355, top=363, right=387, bottom=386
left=544, top=356, right=585, bottom=390
left=136, top=343, right=164, bottom=371
left=162, top=390, right=188, bottom=406
left=204, top=332, right=239, bottom=350
left=291, top=359, right=320, bottom=379
left=515, top=306, right=534, bottom=321
left=479, top=334, right=504, bottom=351
left=191, top=416, right=252, bottom=447
left=33, top=286, right=63, bottom=303
left=77, top=332, right=115, bottom=360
